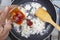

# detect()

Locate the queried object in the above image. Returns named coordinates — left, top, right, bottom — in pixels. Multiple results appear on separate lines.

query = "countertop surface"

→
left=53, top=1, right=60, bottom=8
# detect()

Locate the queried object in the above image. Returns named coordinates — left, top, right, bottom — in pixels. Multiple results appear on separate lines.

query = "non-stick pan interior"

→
left=11, top=0, right=56, bottom=40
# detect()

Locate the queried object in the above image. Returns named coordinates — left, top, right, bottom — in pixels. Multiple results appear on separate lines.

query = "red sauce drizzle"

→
left=26, top=19, right=33, bottom=28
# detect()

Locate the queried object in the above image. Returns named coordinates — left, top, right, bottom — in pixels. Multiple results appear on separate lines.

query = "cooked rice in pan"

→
left=13, top=2, right=47, bottom=38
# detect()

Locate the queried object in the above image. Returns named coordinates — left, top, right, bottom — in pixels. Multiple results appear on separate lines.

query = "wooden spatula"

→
left=35, top=7, right=60, bottom=31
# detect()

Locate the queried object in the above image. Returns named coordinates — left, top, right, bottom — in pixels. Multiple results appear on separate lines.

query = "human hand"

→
left=0, top=5, right=17, bottom=40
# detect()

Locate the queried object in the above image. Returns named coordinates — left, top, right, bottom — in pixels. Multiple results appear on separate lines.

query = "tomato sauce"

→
left=10, top=7, right=25, bottom=24
left=26, top=19, right=33, bottom=28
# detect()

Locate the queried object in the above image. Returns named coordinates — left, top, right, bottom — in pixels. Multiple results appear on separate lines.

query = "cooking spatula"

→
left=35, top=7, right=60, bottom=31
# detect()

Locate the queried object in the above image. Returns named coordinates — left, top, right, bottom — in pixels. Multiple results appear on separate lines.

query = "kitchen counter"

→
left=53, top=1, right=60, bottom=8
left=52, top=1, right=60, bottom=40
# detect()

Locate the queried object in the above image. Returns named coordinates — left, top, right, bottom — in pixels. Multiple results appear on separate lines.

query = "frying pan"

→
left=9, top=0, right=56, bottom=40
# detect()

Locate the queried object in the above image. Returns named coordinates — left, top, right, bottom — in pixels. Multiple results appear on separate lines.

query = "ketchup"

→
left=10, top=7, right=25, bottom=24
left=26, top=19, right=33, bottom=28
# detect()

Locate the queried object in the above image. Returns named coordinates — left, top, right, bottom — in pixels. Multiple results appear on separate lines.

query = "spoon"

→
left=35, top=7, right=60, bottom=31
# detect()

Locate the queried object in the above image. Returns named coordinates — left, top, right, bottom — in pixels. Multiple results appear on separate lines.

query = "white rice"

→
left=13, top=2, right=47, bottom=38
left=25, top=4, right=31, bottom=10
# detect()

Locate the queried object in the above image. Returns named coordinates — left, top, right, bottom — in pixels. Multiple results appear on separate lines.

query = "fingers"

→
left=0, top=32, right=9, bottom=40
left=0, top=5, right=17, bottom=40
left=4, top=20, right=12, bottom=32
left=0, top=7, right=9, bottom=25
left=0, top=5, right=17, bottom=20
left=0, top=11, right=2, bottom=15
left=2, top=32, right=9, bottom=40
left=0, top=20, right=12, bottom=38
left=0, top=5, right=17, bottom=25
left=0, top=26, right=3, bottom=34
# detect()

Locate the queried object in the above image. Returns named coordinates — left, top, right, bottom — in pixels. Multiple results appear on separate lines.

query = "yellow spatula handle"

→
left=50, top=20, right=60, bottom=31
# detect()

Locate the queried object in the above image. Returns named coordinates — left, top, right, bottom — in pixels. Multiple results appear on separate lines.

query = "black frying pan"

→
left=10, top=0, right=56, bottom=40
